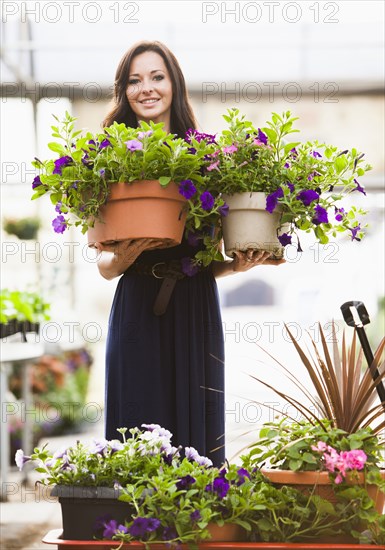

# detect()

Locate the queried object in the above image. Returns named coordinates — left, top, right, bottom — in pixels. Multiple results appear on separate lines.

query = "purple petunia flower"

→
left=162, top=526, right=178, bottom=541
left=184, top=446, right=213, bottom=467
left=206, top=477, right=230, bottom=499
left=99, top=169, right=106, bottom=177
left=52, top=215, right=67, bottom=234
left=99, top=138, right=111, bottom=149
left=32, top=175, right=42, bottom=189
left=53, top=156, right=73, bottom=175
left=190, top=510, right=201, bottom=523
left=89, top=439, right=108, bottom=456
left=125, top=140, right=143, bottom=152
left=15, top=450, right=31, bottom=471
left=185, top=129, right=216, bottom=145
left=285, top=181, right=295, bottom=193
left=102, top=519, right=119, bottom=539
left=179, top=179, right=197, bottom=200
left=296, top=189, right=319, bottom=206
left=137, top=130, right=153, bottom=139
left=218, top=203, right=229, bottom=217
left=353, top=179, right=366, bottom=195
left=237, top=467, right=251, bottom=485
left=349, top=224, right=361, bottom=241
left=200, top=191, right=215, bottom=211
left=187, top=231, right=200, bottom=247
left=129, top=517, right=160, bottom=538
left=312, top=204, right=329, bottom=225
left=265, top=187, right=284, bottom=213
left=257, top=128, right=268, bottom=145
left=290, top=147, right=298, bottom=158
left=284, top=162, right=290, bottom=169
left=176, top=475, right=196, bottom=490
left=307, top=171, right=320, bottom=181
left=312, top=151, right=322, bottom=158
left=278, top=233, right=292, bottom=246
left=109, top=440, right=124, bottom=454
left=181, top=257, right=199, bottom=277
left=334, top=207, right=345, bottom=221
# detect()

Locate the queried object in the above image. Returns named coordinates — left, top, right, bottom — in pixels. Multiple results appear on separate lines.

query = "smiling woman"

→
left=96, top=41, right=283, bottom=466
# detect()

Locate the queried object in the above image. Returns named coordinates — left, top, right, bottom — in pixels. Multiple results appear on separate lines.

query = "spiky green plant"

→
left=250, top=323, right=385, bottom=435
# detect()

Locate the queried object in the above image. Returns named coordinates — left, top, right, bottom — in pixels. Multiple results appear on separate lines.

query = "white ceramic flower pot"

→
left=222, top=192, right=287, bottom=259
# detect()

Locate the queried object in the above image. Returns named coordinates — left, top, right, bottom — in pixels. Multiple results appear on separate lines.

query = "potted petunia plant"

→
left=31, top=112, right=226, bottom=264
left=243, top=322, right=385, bottom=544
left=202, top=109, right=371, bottom=258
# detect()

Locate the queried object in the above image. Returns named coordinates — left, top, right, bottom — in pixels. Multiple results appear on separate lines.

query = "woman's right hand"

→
left=94, top=238, right=165, bottom=280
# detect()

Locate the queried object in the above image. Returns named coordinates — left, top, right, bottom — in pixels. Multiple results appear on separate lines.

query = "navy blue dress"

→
left=105, top=240, right=225, bottom=466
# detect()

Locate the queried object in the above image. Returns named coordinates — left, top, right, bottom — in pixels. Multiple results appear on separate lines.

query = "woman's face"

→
left=126, top=51, right=173, bottom=130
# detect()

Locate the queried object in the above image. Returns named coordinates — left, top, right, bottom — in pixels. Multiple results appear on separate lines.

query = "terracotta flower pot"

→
left=87, top=180, right=187, bottom=249
left=261, top=468, right=385, bottom=513
left=221, top=192, right=287, bottom=259
left=207, top=522, right=246, bottom=542
left=261, top=468, right=384, bottom=545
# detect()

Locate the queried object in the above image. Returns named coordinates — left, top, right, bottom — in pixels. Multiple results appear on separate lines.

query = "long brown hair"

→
left=103, top=41, right=197, bottom=136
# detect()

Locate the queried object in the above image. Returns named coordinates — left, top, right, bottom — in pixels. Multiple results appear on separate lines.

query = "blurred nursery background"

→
left=0, top=0, right=384, bottom=546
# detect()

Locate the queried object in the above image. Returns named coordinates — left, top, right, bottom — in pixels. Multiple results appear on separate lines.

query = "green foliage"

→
left=247, top=419, right=383, bottom=473
left=3, top=217, right=41, bottom=240
left=0, top=289, right=50, bottom=324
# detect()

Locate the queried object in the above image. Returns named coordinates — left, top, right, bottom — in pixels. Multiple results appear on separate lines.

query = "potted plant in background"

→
left=3, top=217, right=41, bottom=240
left=0, top=289, right=50, bottom=339
left=244, top=322, right=384, bottom=544
left=31, top=112, right=226, bottom=265
left=203, top=109, right=371, bottom=258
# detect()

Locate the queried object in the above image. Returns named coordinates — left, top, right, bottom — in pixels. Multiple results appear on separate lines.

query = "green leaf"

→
left=48, top=142, right=67, bottom=155
left=288, top=459, right=303, bottom=471
left=158, top=176, right=172, bottom=186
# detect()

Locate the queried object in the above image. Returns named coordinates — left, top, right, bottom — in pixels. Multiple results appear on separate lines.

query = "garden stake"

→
left=340, top=300, right=385, bottom=409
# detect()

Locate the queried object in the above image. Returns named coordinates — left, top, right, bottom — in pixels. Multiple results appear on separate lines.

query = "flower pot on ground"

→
left=261, top=469, right=385, bottom=512
left=50, top=486, right=131, bottom=541
left=221, top=192, right=287, bottom=259
left=86, top=180, right=187, bottom=249
left=244, top=321, right=385, bottom=545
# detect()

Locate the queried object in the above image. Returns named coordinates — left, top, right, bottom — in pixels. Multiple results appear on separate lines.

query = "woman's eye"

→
left=154, top=75, right=164, bottom=81
left=128, top=79, right=140, bottom=85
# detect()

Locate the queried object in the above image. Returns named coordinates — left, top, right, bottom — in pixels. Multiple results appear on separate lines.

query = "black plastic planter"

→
left=51, top=486, right=133, bottom=541
left=0, top=320, right=40, bottom=339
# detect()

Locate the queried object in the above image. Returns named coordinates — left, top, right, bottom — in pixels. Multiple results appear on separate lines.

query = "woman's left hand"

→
left=231, top=249, right=286, bottom=271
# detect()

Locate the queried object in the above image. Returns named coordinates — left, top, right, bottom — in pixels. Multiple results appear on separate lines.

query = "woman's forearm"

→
left=97, top=250, right=135, bottom=280
left=211, top=260, right=237, bottom=278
